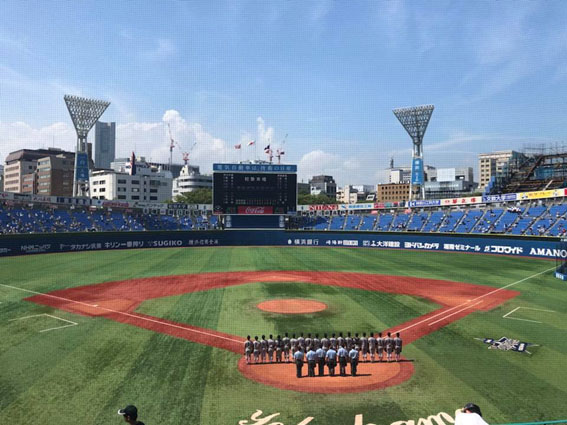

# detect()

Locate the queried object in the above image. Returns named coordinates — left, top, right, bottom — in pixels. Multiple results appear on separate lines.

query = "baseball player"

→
left=316, top=345, right=326, bottom=376
left=330, top=333, right=337, bottom=350
left=360, top=333, right=369, bottom=362
left=394, top=332, right=403, bottom=361
left=326, top=345, right=337, bottom=376
left=293, top=347, right=305, bottom=378
left=260, top=335, right=268, bottom=363
left=354, top=333, right=361, bottom=348
left=290, top=333, right=298, bottom=355
left=305, top=333, right=312, bottom=349
left=313, top=334, right=321, bottom=349
left=267, top=334, right=275, bottom=363
left=348, top=345, right=359, bottom=376
left=275, top=335, right=283, bottom=363
left=368, top=332, right=377, bottom=362
left=385, top=332, right=394, bottom=362
left=346, top=332, right=353, bottom=350
left=253, top=336, right=261, bottom=363
left=244, top=335, right=253, bottom=364
left=337, top=332, right=345, bottom=350
left=321, top=333, right=329, bottom=349
left=283, top=333, right=291, bottom=362
left=376, top=332, right=384, bottom=362
left=306, top=346, right=317, bottom=377
left=337, top=344, right=348, bottom=376
left=297, top=333, right=305, bottom=350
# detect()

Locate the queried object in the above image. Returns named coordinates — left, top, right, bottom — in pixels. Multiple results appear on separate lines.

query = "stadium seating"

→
left=359, top=215, right=376, bottom=231
left=438, top=210, right=465, bottom=233
left=407, top=212, right=429, bottom=231
left=344, top=215, right=362, bottom=231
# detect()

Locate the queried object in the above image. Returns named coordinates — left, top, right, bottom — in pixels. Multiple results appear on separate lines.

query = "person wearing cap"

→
left=275, top=335, right=283, bottom=363
left=384, top=332, right=394, bottom=362
left=267, top=334, right=275, bottom=363
left=455, top=403, right=489, bottom=425
left=293, top=347, right=305, bottom=378
left=283, top=332, right=291, bottom=362
left=337, top=344, right=348, bottom=376
left=376, top=332, right=384, bottom=361
left=306, top=346, right=317, bottom=377
left=325, top=345, right=337, bottom=376
left=316, top=344, right=326, bottom=376
left=360, top=332, right=369, bottom=362
left=260, top=335, right=268, bottom=363
left=118, top=405, right=145, bottom=425
left=368, top=332, right=377, bottom=362
left=244, top=335, right=253, bottom=364
left=253, top=336, right=261, bottom=363
left=394, top=332, right=403, bottom=362
left=348, top=345, right=359, bottom=376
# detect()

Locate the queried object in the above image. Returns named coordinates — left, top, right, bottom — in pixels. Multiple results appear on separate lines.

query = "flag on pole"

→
left=234, top=144, right=241, bottom=149
left=264, top=144, right=271, bottom=152
left=247, top=140, right=255, bottom=146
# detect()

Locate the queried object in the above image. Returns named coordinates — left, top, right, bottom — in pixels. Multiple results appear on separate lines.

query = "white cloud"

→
left=298, top=149, right=370, bottom=186
left=256, top=116, right=275, bottom=146
left=140, top=38, right=176, bottom=62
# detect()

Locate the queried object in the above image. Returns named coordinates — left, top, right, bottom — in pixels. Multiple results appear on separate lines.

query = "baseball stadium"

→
left=2, top=150, right=567, bottom=425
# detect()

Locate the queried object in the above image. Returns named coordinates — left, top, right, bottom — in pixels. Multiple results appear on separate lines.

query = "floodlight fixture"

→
left=392, top=104, right=434, bottom=200
left=64, top=95, right=110, bottom=197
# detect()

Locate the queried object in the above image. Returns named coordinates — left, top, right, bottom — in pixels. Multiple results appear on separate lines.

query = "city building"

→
left=297, top=182, right=310, bottom=195
left=424, top=167, right=476, bottom=199
left=309, top=175, right=337, bottom=197
left=376, top=183, right=410, bottom=203
left=172, top=165, right=212, bottom=198
left=478, top=150, right=521, bottom=190
left=0, top=164, right=4, bottom=191
left=336, top=184, right=375, bottom=204
left=3, top=148, right=74, bottom=193
left=388, top=165, right=436, bottom=184
left=94, top=121, right=116, bottom=169
left=36, top=152, right=75, bottom=196
left=90, top=156, right=173, bottom=202
left=111, top=158, right=184, bottom=178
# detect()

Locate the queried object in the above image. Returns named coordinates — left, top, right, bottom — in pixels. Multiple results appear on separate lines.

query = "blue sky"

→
left=1, top=0, right=567, bottom=184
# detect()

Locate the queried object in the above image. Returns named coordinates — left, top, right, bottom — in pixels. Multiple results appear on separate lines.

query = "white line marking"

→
left=8, top=313, right=78, bottom=332
left=428, top=301, right=483, bottom=326
left=395, top=266, right=555, bottom=333
left=0, top=283, right=242, bottom=344
left=503, top=316, right=542, bottom=324
left=503, top=306, right=521, bottom=318
left=519, top=307, right=556, bottom=313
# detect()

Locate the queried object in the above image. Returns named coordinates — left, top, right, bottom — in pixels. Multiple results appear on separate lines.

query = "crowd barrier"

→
left=0, top=230, right=563, bottom=259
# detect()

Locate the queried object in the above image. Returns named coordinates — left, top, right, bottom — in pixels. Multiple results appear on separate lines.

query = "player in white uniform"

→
left=394, top=332, right=403, bottom=361
left=244, top=335, right=253, bottom=364
left=368, top=332, right=377, bottom=362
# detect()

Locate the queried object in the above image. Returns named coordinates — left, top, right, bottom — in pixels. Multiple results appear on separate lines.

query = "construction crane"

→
left=167, top=123, right=177, bottom=170
left=182, top=140, right=197, bottom=165
left=275, top=133, right=288, bottom=164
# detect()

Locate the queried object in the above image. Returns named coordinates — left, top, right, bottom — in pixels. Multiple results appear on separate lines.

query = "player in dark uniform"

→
left=267, top=334, right=275, bottom=363
left=376, top=332, right=384, bottom=362
left=244, top=335, right=253, bottom=364
left=260, top=335, right=268, bottom=363
left=368, top=332, right=377, bottom=362
left=275, top=335, right=283, bottom=363
left=394, top=332, right=403, bottom=361
left=337, top=344, right=348, bottom=376
left=360, top=333, right=369, bottom=362
left=253, top=336, right=261, bottom=363
left=326, top=346, right=337, bottom=376
left=348, top=345, right=359, bottom=376
left=385, top=332, right=394, bottom=362
left=293, top=347, right=304, bottom=378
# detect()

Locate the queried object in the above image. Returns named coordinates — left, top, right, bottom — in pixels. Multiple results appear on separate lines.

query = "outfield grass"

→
left=0, top=247, right=566, bottom=425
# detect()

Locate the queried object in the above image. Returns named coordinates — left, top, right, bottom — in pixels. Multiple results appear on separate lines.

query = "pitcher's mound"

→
left=238, top=357, right=414, bottom=393
left=257, top=299, right=327, bottom=314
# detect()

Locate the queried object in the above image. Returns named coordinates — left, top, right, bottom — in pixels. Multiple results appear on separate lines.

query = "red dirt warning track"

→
left=25, top=271, right=519, bottom=393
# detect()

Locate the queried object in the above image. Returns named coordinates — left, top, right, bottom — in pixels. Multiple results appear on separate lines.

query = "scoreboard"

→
left=212, top=163, right=297, bottom=215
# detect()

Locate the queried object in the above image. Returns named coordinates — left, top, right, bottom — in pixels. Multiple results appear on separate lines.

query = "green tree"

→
left=297, top=193, right=339, bottom=205
left=173, top=188, right=212, bottom=204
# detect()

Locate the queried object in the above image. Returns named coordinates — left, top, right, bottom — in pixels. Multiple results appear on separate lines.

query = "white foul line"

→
left=502, top=306, right=521, bottom=318
left=502, top=306, right=556, bottom=324
left=0, top=283, right=242, bottom=344
left=428, top=301, right=483, bottom=326
left=8, top=313, right=78, bottom=332
left=395, top=266, right=555, bottom=334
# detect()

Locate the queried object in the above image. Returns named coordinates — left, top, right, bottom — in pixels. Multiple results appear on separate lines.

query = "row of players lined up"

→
left=244, top=331, right=403, bottom=364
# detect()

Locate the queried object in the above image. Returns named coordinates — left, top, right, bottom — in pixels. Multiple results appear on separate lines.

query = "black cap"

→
left=463, top=403, right=482, bottom=416
left=118, top=405, right=138, bottom=419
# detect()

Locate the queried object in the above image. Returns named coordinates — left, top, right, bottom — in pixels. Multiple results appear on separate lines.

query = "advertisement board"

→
left=411, top=158, right=424, bottom=185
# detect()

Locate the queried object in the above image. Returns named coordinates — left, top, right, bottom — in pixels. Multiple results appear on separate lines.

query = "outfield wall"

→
left=0, top=230, right=563, bottom=259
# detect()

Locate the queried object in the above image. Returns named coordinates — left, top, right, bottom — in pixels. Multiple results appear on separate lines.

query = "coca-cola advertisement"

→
left=237, top=206, right=274, bottom=215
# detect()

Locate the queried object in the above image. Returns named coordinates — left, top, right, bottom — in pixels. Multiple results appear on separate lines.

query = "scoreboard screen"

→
left=213, top=163, right=297, bottom=215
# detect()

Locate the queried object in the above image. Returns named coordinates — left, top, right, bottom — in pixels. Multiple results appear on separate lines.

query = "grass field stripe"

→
left=0, top=283, right=242, bottom=344
left=428, top=301, right=484, bottom=326
left=503, top=306, right=521, bottom=318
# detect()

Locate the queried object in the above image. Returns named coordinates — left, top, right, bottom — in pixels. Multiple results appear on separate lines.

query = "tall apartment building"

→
left=376, top=183, right=410, bottom=203
left=478, top=150, right=521, bottom=190
left=36, top=152, right=75, bottom=196
left=94, top=121, right=116, bottom=169
left=3, top=148, right=73, bottom=193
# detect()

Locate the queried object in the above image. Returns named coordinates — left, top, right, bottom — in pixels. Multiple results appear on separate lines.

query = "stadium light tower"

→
left=392, top=104, right=434, bottom=201
left=64, top=95, right=110, bottom=197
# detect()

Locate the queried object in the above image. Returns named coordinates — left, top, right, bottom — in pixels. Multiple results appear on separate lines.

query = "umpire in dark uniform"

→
left=337, top=344, right=348, bottom=376
left=293, top=347, right=305, bottom=378
left=316, top=345, right=326, bottom=376
left=349, top=345, right=360, bottom=376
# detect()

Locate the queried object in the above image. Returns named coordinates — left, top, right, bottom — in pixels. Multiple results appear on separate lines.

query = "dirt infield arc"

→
left=26, top=271, right=519, bottom=393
